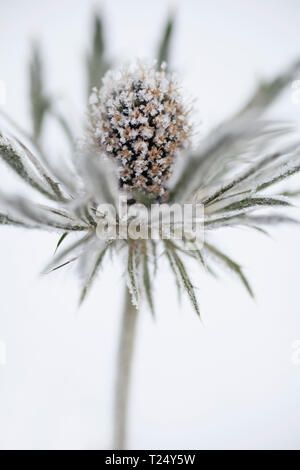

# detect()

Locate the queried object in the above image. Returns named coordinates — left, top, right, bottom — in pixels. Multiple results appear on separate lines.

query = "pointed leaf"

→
left=157, top=13, right=175, bottom=68
left=29, top=42, right=50, bottom=140
left=127, top=244, right=140, bottom=309
left=54, top=232, right=69, bottom=254
left=166, top=242, right=200, bottom=316
left=80, top=242, right=111, bottom=304
left=219, top=196, right=291, bottom=213
left=86, top=13, right=109, bottom=97
left=205, top=242, right=254, bottom=298
left=142, top=246, right=155, bottom=316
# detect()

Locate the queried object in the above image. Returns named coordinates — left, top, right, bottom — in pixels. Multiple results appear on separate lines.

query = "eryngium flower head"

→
left=88, top=61, right=192, bottom=198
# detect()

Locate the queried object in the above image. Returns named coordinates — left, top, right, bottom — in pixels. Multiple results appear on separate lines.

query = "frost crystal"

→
left=88, top=61, right=192, bottom=198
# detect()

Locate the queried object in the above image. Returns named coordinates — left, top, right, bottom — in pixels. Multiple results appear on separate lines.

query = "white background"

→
left=0, top=0, right=300, bottom=450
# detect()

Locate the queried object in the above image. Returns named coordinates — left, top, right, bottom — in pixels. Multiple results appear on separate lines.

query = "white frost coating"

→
left=87, top=60, right=192, bottom=198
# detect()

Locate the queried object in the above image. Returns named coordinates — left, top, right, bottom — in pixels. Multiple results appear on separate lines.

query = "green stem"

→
left=113, top=285, right=139, bottom=449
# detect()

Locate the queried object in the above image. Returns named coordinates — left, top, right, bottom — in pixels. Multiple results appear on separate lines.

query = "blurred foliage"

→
left=29, top=42, right=51, bottom=141
left=157, top=13, right=175, bottom=68
left=235, top=58, right=300, bottom=119
left=86, top=13, right=110, bottom=98
left=29, top=41, right=75, bottom=152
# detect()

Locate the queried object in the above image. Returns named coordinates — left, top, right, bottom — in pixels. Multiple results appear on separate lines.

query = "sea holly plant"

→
left=1, top=12, right=300, bottom=449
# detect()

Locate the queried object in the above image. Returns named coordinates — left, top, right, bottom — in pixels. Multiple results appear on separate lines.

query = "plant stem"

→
left=113, top=285, right=139, bottom=449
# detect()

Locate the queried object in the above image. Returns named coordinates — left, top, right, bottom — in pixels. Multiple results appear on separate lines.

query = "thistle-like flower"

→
left=88, top=62, right=191, bottom=198
left=1, top=56, right=300, bottom=310
left=1, top=12, right=300, bottom=450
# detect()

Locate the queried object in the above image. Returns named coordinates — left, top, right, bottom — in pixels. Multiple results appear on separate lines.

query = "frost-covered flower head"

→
left=1, top=46, right=300, bottom=314
left=88, top=61, right=192, bottom=198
